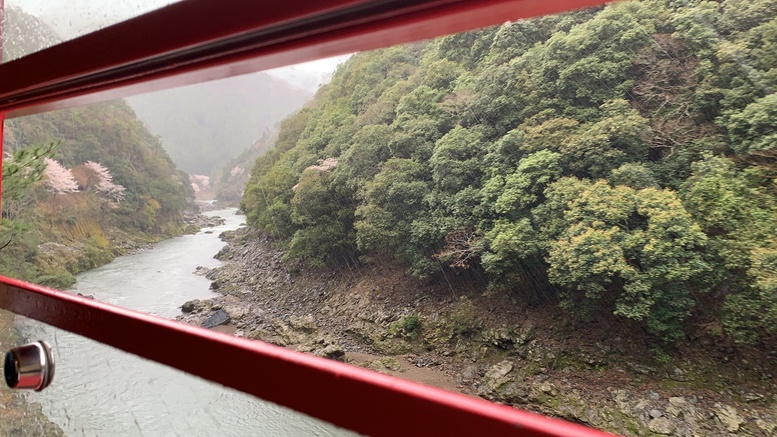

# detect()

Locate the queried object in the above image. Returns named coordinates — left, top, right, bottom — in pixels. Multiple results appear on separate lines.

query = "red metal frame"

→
left=0, top=0, right=618, bottom=435
left=1, top=0, right=5, bottom=204
left=0, top=0, right=610, bottom=117
left=0, top=278, right=612, bottom=437
left=0, top=113, right=4, bottom=198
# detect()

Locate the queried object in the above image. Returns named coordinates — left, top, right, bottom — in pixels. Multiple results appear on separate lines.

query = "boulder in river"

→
left=181, top=299, right=201, bottom=313
left=201, top=309, right=230, bottom=329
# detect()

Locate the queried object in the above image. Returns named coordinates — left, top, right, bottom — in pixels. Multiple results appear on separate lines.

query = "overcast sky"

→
left=265, top=55, right=350, bottom=78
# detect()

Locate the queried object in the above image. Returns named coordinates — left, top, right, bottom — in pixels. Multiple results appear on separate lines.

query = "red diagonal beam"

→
left=0, top=276, right=614, bottom=437
left=0, top=0, right=610, bottom=117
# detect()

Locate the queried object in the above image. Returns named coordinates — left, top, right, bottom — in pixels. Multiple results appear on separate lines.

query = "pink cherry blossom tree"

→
left=44, top=158, right=79, bottom=194
left=83, top=160, right=111, bottom=182
left=190, top=174, right=210, bottom=188
left=84, top=161, right=126, bottom=202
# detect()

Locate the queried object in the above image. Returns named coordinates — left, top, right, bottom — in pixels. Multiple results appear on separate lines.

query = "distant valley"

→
left=126, top=73, right=314, bottom=176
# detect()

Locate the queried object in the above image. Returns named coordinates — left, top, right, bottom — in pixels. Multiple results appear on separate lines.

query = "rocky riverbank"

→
left=180, top=226, right=777, bottom=436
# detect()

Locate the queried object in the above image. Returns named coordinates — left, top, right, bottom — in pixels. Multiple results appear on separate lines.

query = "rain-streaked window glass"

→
left=1, top=0, right=182, bottom=62
left=2, top=0, right=777, bottom=436
left=1, top=309, right=357, bottom=436
left=0, top=36, right=357, bottom=433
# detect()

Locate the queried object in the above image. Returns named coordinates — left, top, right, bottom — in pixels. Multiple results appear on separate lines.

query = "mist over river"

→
left=19, top=209, right=355, bottom=437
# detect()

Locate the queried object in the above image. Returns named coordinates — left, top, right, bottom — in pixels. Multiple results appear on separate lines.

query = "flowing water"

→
left=19, top=209, right=355, bottom=437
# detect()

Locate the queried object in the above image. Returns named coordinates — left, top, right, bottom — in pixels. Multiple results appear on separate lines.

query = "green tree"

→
left=287, top=169, right=354, bottom=266
left=547, top=180, right=710, bottom=341
left=608, top=163, right=660, bottom=189
left=680, top=156, right=777, bottom=342
left=1, top=143, right=57, bottom=217
left=354, top=159, right=429, bottom=263
left=557, top=100, right=651, bottom=179
left=723, top=245, right=777, bottom=343
left=338, top=124, right=392, bottom=188
left=493, top=150, right=563, bottom=217
left=428, top=126, right=486, bottom=235
left=724, top=93, right=777, bottom=160
left=243, top=163, right=299, bottom=239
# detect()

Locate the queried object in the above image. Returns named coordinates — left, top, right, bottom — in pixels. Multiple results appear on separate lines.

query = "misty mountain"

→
left=2, top=6, right=61, bottom=61
left=126, top=73, right=313, bottom=175
left=212, top=127, right=279, bottom=203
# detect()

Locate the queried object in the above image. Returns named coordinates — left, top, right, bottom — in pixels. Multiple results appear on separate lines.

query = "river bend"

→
left=20, top=209, right=354, bottom=437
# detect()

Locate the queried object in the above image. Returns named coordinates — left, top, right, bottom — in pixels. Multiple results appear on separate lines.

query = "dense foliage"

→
left=2, top=100, right=190, bottom=287
left=5, top=100, right=189, bottom=232
left=242, top=0, right=777, bottom=344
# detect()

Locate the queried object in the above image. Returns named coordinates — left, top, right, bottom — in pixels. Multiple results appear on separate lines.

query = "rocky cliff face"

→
left=182, top=226, right=777, bottom=436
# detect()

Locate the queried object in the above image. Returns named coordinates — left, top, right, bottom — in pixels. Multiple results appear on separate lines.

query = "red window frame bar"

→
left=0, top=1, right=616, bottom=435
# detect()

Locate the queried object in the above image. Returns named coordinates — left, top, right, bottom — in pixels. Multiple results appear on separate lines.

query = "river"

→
left=19, top=209, right=356, bottom=437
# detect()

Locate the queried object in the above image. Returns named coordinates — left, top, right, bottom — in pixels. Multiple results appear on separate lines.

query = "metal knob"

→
left=4, top=341, right=55, bottom=391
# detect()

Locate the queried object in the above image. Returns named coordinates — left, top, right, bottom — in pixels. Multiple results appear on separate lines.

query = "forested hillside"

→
left=1, top=7, right=190, bottom=287
left=242, top=0, right=777, bottom=345
left=2, top=100, right=191, bottom=287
